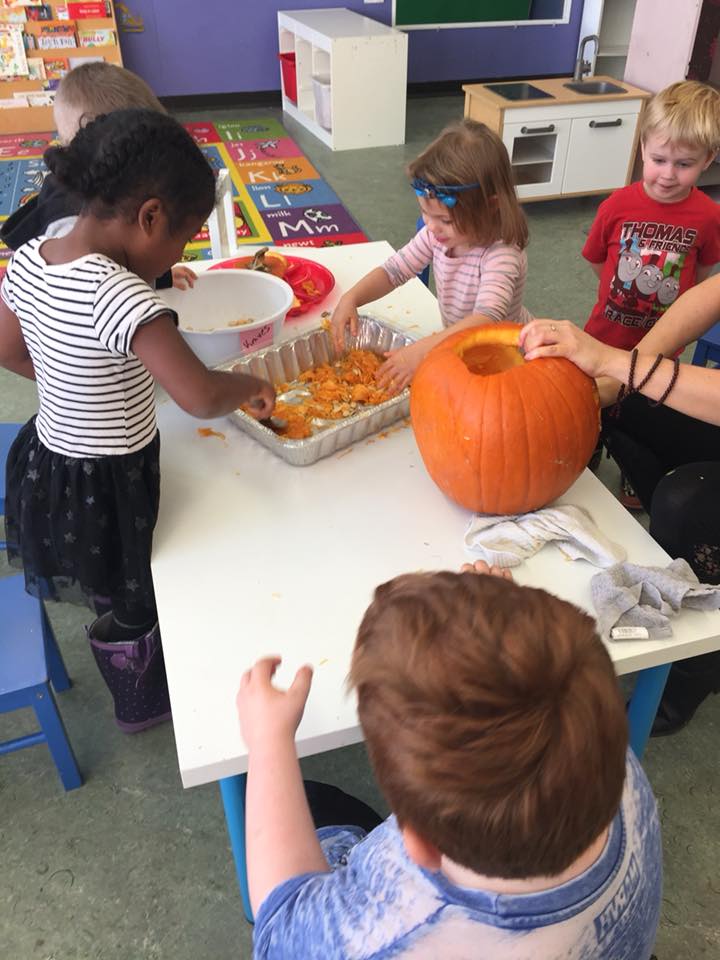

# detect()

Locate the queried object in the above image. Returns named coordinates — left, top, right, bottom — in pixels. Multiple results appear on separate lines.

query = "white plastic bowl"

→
left=159, top=269, right=294, bottom=366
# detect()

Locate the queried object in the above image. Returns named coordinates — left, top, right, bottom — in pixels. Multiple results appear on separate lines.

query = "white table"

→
left=152, top=241, right=720, bottom=919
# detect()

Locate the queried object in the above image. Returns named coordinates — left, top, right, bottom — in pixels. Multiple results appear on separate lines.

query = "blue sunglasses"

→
left=411, top=177, right=480, bottom=208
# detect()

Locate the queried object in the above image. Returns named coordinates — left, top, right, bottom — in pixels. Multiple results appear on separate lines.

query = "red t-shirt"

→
left=582, top=181, right=720, bottom=349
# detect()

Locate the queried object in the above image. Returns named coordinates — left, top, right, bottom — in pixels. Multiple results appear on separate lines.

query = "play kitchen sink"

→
left=463, top=75, right=650, bottom=201
left=483, top=82, right=554, bottom=101
left=563, top=80, right=627, bottom=95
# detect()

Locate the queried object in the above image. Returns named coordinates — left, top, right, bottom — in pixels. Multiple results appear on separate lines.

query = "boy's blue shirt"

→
left=253, top=750, right=661, bottom=959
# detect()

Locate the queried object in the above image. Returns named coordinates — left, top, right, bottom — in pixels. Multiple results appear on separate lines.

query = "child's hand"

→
left=237, top=657, right=313, bottom=751
left=377, top=341, right=429, bottom=394
left=460, top=559, right=514, bottom=581
left=171, top=265, right=197, bottom=290
left=234, top=374, right=276, bottom=419
left=330, top=295, right=359, bottom=351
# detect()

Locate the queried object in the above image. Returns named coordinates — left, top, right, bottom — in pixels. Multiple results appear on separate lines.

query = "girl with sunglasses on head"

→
left=330, top=119, right=531, bottom=392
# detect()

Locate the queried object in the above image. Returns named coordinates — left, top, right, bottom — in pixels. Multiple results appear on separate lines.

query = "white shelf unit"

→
left=277, top=8, right=408, bottom=151
left=578, top=0, right=638, bottom=78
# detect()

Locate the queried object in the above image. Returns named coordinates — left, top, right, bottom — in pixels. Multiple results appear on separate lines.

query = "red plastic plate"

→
left=209, top=255, right=335, bottom=317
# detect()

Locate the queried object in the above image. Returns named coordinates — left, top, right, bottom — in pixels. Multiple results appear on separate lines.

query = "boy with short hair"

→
left=238, top=563, right=662, bottom=959
left=584, top=80, right=720, bottom=351
left=0, top=62, right=193, bottom=288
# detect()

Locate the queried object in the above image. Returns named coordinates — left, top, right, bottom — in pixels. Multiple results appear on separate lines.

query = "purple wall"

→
left=117, top=1, right=583, bottom=98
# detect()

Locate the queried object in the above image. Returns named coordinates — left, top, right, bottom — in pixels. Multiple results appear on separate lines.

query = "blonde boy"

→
left=1, top=63, right=193, bottom=287
left=238, top=564, right=662, bottom=959
left=584, top=80, right=720, bottom=351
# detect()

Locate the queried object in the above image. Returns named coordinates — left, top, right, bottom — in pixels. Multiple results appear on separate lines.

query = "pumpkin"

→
left=410, top=323, right=600, bottom=515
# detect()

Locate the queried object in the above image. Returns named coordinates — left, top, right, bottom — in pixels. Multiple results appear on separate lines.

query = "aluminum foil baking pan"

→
left=219, top=316, right=416, bottom=466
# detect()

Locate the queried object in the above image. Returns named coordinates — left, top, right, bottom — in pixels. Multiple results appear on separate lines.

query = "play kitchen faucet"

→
left=573, top=34, right=600, bottom=81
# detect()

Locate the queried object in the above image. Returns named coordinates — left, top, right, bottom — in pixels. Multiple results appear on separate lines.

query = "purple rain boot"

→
left=88, top=613, right=172, bottom=733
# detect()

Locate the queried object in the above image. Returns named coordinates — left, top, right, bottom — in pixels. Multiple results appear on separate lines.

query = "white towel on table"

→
left=464, top=504, right=626, bottom=569
left=591, top=558, right=720, bottom=640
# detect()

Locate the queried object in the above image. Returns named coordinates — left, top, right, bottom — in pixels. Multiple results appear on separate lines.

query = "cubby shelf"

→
left=277, top=8, right=408, bottom=151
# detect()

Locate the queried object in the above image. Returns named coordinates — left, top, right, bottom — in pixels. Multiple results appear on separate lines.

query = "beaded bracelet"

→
left=612, top=348, right=638, bottom=410
left=649, top=356, right=680, bottom=407
left=611, top=349, right=668, bottom=416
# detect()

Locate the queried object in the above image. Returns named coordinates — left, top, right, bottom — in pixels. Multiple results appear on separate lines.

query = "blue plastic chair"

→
left=0, top=574, right=82, bottom=790
left=691, top=322, right=720, bottom=366
left=416, top=215, right=430, bottom=287
left=0, top=420, right=82, bottom=790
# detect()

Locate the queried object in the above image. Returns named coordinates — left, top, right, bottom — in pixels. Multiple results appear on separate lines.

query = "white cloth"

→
left=464, top=505, right=626, bottom=569
left=591, top=558, right=720, bottom=640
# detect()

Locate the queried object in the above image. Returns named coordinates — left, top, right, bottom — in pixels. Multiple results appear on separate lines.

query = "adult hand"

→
left=237, top=657, right=313, bottom=751
left=171, top=265, right=197, bottom=290
left=460, top=559, right=514, bottom=581
left=519, top=319, right=616, bottom=379
left=376, top=341, right=429, bottom=393
left=330, top=295, right=359, bottom=351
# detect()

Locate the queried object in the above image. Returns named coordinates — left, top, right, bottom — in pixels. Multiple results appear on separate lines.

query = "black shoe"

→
left=650, top=656, right=720, bottom=737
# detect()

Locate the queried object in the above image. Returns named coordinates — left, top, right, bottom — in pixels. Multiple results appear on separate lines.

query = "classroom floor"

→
left=2, top=94, right=719, bottom=960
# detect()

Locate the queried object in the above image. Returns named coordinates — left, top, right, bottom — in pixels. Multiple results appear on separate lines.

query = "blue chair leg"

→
left=627, top=662, right=671, bottom=760
left=41, top=604, right=71, bottom=693
left=31, top=682, right=82, bottom=790
left=220, top=773, right=253, bottom=923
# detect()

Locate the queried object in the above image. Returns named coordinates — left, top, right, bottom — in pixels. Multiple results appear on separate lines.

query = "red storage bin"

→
left=278, top=52, right=297, bottom=104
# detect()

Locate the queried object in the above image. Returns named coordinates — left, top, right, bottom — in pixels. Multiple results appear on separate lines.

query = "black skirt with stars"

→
left=4, top=417, right=160, bottom=618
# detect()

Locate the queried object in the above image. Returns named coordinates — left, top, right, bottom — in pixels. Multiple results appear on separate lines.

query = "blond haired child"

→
left=585, top=80, right=720, bottom=508
left=584, top=80, right=720, bottom=351
left=238, top=562, right=662, bottom=959
left=1, top=62, right=194, bottom=289
left=331, top=119, right=532, bottom=392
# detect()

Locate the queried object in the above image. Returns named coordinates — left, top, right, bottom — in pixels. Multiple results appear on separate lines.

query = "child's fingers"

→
left=253, top=656, right=283, bottom=683
left=290, top=664, right=313, bottom=703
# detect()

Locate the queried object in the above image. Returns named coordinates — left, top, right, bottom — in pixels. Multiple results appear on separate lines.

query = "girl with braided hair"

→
left=0, top=109, right=275, bottom=732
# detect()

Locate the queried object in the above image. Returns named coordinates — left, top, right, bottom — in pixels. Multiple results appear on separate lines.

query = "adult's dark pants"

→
left=602, top=395, right=720, bottom=722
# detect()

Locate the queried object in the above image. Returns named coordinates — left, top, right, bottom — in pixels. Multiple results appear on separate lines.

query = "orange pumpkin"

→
left=410, top=323, right=600, bottom=515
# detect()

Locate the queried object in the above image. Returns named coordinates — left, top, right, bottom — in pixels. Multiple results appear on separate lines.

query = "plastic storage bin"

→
left=278, top=51, right=297, bottom=103
left=312, top=74, right=332, bottom=131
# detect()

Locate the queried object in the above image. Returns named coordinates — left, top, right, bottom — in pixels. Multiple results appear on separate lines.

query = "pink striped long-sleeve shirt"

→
left=383, top=226, right=532, bottom=328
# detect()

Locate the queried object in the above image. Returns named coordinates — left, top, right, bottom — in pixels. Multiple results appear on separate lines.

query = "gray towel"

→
left=591, top=558, right=720, bottom=640
left=464, top=504, right=626, bottom=569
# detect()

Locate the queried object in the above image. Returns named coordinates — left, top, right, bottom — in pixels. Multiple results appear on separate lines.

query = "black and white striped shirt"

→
left=1, top=237, right=175, bottom=457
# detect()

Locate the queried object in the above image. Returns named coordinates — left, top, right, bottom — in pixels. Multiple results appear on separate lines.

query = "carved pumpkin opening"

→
left=459, top=342, right=525, bottom=376
left=454, top=328, right=526, bottom=376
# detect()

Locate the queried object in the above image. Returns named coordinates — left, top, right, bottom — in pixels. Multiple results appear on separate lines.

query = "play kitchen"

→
left=463, top=51, right=651, bottom=200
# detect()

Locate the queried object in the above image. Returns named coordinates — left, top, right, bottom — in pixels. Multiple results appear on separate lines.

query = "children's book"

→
left=78, top=26, right=114, bottom=46
left=36, top=21, right=76, bottom=48
left=26, top=53, right=45, bottom=77
left=44, top=54, right=68, bottom=78
left=0, top=8, right=26, bottom=22
left=26, top=3, right=53, bottom=20
left=0, top=22, right=28, bottom=76
left=26, top=89, right=54, bottom=105
left=67, top=1, right=110, bottom=17
left=68, top=52, right=102, bottom=67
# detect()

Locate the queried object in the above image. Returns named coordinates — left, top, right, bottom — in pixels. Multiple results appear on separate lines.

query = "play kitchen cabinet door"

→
left=501, top=119, right=571, bottom=199
left=562, top=112, right=639, bottom=194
